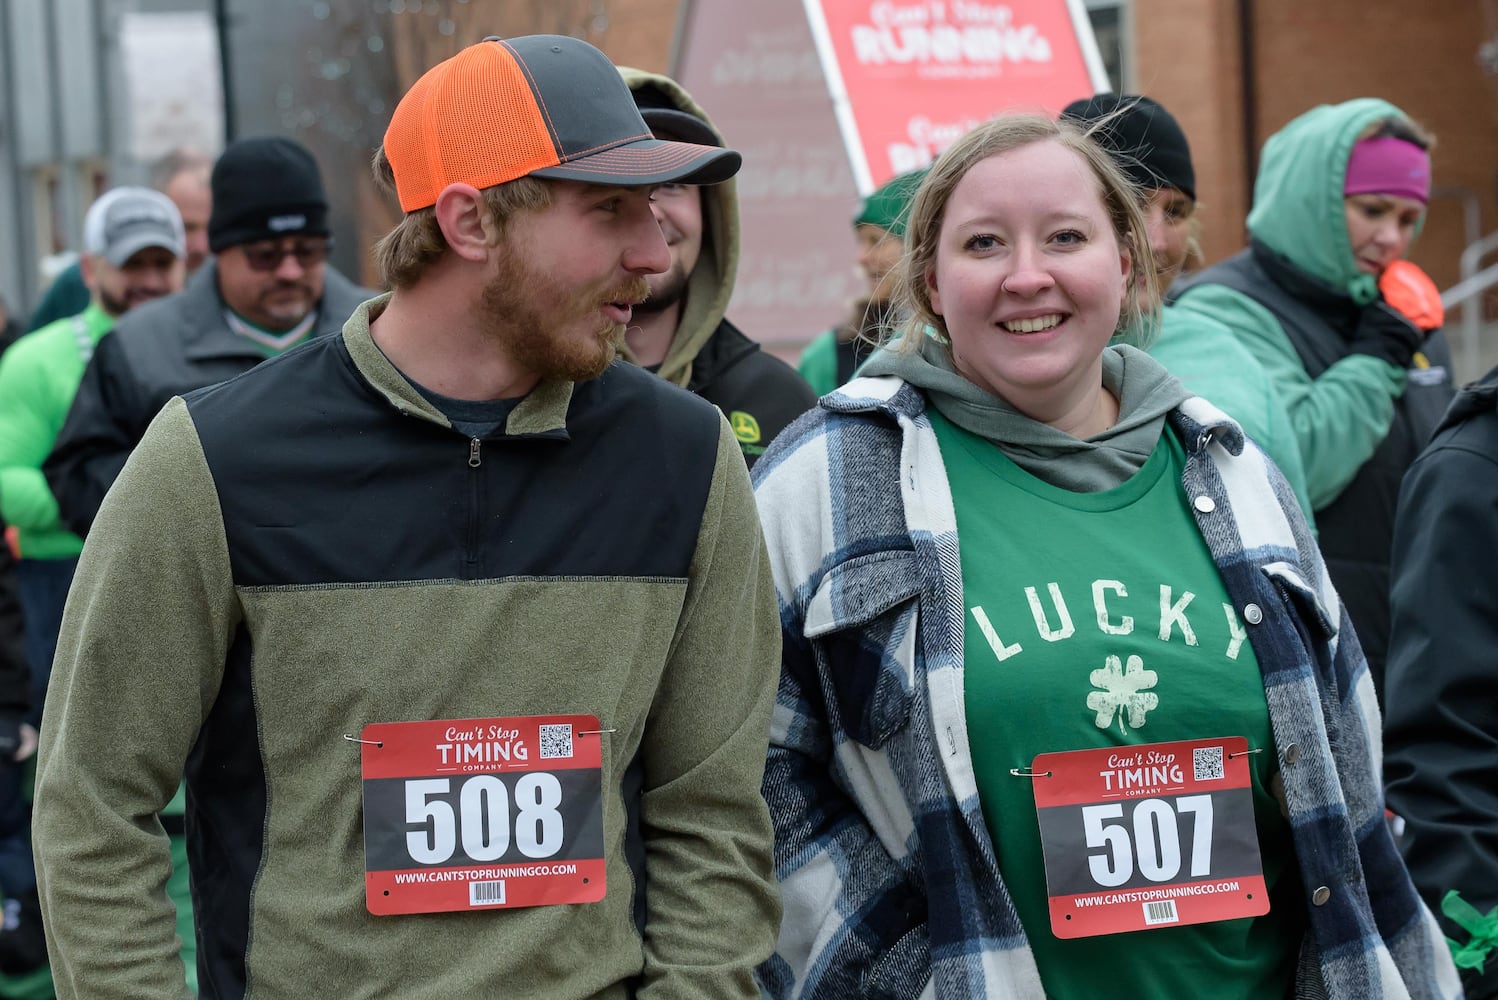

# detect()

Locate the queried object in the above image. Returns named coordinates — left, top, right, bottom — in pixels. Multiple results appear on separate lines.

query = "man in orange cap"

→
left=33, top=36, right=780, bottom=998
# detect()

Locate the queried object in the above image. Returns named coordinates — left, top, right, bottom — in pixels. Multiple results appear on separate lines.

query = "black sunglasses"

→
left=239, top=238, right=333, bottom=273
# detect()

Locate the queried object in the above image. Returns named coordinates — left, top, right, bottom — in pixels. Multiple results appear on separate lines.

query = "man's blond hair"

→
left=370, top=146, right=552, bottom=290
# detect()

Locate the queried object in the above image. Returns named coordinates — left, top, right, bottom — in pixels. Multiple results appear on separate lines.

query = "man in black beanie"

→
left=1060, top=92, right=1316, bottom=524
left=44, top=135, right=375, bottom=537
left=1061, top=93, right=1198, bottom=282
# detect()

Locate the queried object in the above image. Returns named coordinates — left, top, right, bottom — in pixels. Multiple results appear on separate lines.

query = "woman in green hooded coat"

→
left=1167, top=98, right=1450, bottom=699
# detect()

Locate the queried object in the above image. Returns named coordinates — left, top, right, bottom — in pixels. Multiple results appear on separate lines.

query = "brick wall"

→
left=1136, top=0, right=1498, bottom=294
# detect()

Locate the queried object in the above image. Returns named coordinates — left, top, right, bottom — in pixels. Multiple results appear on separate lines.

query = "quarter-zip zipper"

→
left=465, top=437, right=482, bottom=573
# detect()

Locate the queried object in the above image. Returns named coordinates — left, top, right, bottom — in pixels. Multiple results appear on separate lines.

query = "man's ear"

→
left=78, top=254, right=99, bottom=294
left=433, top=184, right=494, bottom=263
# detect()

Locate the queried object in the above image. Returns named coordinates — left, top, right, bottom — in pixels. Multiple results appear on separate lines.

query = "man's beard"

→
left=98, top=286, right=133, bottom=317
left=481, top=250, right=648, bottom=383
left=100, top=284, right=171, bottom=317
left=635, top=262, right=689, bottom=316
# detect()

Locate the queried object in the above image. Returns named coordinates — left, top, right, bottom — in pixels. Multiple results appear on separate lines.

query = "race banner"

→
left=802, top=0, right=1109, bottom=191
left=361, top=715, right=606, bottom=916
left=675, top=0, right=869, bottom=351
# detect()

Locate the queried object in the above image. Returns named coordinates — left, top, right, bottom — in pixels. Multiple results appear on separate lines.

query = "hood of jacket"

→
left=861, top=339, right=1191, bottom=491
left=1436, top=364, right=1498, bottom=436
left=618, top=67, right=740, bottom=389
left=1247, top=98, right=1416, bottom=307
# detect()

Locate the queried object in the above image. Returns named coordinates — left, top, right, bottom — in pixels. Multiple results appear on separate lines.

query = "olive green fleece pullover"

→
left=33, top=300, right=783, bottom=998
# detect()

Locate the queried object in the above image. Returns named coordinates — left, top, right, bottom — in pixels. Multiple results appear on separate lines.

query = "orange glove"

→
left=1379, top=260, right=1445, bottom=332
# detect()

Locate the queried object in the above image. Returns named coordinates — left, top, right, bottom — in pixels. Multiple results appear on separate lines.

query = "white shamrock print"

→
left=1086, top=654, right=1159, bottom=733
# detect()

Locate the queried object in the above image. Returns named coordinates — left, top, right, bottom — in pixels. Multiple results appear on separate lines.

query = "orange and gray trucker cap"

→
left=384, top=35, right=742, bottom=212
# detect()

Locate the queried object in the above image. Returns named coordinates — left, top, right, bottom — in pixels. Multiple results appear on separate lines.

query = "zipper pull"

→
left=468, top=437, right=482, bottom=468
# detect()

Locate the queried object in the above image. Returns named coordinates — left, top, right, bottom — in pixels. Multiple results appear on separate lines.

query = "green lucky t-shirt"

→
left=930, top=408, right=1303, bottom=999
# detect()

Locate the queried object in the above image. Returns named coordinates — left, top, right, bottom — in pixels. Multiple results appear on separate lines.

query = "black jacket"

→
left=687, top=320, right=816, bottom=467
left=1384, top=366, right=1498, bottom=999
left=0, top=521, right=26, bottom=725
left=1171, top=243, right=1454, bottom=692
left=0, top=317, right=22, bottom=355
left=44, top=261, right=374, bottom=536
left=0, top=333, right=29, bottom=726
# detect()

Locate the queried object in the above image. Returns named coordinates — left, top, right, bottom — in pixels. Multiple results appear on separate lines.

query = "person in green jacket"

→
left=798, top=168, right=927, bottom=395
left=0, top=186, right=185, bottom=984
left=1166, top=99, right=1450, bottom=695
left=1060, top=93, right=1313, bottom=524
left=0, top=187, right=186, bottom=685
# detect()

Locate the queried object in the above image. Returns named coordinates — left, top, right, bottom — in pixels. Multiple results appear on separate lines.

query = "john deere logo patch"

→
left=730, top=411, right=762, bottom=445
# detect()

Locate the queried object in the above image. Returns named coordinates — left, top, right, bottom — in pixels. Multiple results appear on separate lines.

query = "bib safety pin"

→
left=1227, top=747, right=1263, bottom=760
left=1008, top=767, right=1053, bottom=778
left=576, top=728, right=617, bottom=737
left=343, top=734, right=383, bottom=748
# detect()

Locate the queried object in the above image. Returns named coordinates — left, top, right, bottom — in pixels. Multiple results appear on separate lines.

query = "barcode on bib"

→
left=539, top=724, right=574, bottom=760
left=1143, top=900, right=1179, bottom=925
left=469, top=880, right=506, bottom=906
left=1193, top=745, right=1225, bottom=781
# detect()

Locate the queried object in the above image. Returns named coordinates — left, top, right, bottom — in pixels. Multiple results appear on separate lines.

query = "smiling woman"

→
left=749, top=113, right=1460, bottom=999
left=921, top=141, right=1136, bottom=434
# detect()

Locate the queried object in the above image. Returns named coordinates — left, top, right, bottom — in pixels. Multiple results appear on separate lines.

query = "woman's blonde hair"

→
left=369, top=146, right=553, bottom=290
left=887, top=114, right=1162, bottom=353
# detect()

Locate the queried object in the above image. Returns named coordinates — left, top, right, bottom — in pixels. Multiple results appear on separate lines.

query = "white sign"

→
left=119, top=12, right=225, bottom=162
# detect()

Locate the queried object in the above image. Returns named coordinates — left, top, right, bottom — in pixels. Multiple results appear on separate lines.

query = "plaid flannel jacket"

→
left=751, top=374, right=1460, bottom=1000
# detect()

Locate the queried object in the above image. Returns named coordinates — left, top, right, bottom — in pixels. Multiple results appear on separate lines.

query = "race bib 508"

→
left=360, top=715, right=607, bottom=916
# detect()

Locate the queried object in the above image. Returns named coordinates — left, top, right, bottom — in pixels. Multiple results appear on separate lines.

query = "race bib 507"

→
left=1031, top=736, right=1268, bottom=938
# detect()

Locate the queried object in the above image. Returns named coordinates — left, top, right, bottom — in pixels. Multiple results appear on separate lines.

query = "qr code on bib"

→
left=539, top=724, right=574, bottom=760
left=1193, top=746, right=1225, bottom=781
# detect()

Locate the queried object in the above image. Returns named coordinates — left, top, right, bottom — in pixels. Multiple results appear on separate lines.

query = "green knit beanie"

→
left=853, top=167, right=929, bottom=237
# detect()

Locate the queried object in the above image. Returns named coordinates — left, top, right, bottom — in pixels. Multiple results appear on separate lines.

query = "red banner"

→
left=675, top=0, right=868, bottom=350
left=803, top=0, right=1107, bottom=191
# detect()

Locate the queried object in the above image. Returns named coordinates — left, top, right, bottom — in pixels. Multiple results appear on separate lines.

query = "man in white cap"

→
left=0, top=185, right=184, bottom=976
left=0, top=186, right=184, bottom=698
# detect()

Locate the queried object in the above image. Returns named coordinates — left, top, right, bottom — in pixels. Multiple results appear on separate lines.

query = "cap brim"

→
left=638, top=108, right=723, bottom=149
left=530, top=137, right=741, bottom=187
left=105, top=232, right=184, bottom=267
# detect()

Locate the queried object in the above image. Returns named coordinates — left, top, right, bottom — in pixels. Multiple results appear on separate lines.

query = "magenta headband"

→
left=1344, top=136, right=1430, bottom=204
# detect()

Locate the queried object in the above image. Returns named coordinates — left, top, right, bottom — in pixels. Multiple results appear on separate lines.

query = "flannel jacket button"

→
left=1283, top=743, right=1300, bottom=764
left=1244, top=603, right=1263, bottom=625
left=1194, top=495, right=1216, bottom=513
left=1312, top=885, right=1331, bottom=906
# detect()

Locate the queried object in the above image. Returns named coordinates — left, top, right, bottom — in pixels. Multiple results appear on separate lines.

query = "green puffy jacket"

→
left=0, top=304, right=113, bottom=559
